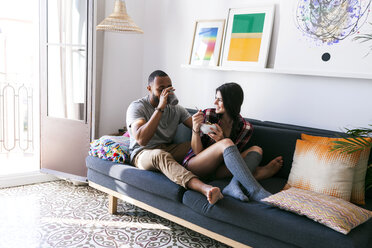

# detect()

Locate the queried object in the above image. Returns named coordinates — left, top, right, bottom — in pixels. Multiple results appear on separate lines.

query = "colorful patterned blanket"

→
left=89, top=135, right=130, bottom=164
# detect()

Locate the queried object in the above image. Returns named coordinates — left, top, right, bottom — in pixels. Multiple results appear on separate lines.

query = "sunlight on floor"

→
left=42, top=217, right=171, bottom=230
left=0, top=151, right=39, bottom=176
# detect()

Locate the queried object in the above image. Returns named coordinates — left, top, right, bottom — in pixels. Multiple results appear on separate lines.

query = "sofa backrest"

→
left=173, top=109, right=372, bottom=180
left=246, top=125, right=340, bottom=179
left=172, top=122, right=192, bottom=144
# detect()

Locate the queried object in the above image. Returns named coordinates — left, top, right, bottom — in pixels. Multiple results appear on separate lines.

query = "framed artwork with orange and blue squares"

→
left=221, top=5, right=275, bottom=68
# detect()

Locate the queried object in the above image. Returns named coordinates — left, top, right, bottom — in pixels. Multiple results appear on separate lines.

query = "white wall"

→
left=97, top=0, right=372, bottom=136
left=141, top=0, right=372, bottom=131
left=93, top=0, right=105, bottom=138
left=97, top=0, right=145, bottom=137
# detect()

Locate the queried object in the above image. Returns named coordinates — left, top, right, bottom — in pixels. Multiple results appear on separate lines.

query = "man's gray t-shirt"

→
left=126, top=95, right=191, bottom=162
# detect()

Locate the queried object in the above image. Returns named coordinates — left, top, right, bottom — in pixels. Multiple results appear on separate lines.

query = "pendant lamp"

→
left=96, top=0, right=143, bottom=34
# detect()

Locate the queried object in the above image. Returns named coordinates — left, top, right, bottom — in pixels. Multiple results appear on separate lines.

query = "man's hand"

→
left=208, top=124, right=224, bottom=142
left=157, top=86, right=174, bottom=110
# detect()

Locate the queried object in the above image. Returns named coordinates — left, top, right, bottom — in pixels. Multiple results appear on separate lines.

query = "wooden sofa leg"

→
left=108, top=194, right=118, bottom=214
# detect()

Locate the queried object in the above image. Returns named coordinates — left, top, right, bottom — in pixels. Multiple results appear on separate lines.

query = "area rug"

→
left=0, top=180, right=229, bottom=248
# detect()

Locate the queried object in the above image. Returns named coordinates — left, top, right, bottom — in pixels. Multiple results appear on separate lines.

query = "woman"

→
left=183, top=82, right=283, bottom=202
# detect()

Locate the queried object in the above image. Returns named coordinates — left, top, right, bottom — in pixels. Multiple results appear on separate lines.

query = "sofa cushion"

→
left=87, top=169, right=298, bottom=248
left=259, top=176, right=287, bottom=193
left=86, top=156, right=185, bottom=202
left=301, top=134, right=371, bottom=205
left=182, top=179, right=372, bottom=248
left=286, top=139, right=359, bottom=201
left=262, top=187, right=372, bottom=234
left=172, top=122, right=192, bottom=144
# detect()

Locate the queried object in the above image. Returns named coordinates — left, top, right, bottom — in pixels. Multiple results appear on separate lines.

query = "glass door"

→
left=40, top=0, right=93, bottom=181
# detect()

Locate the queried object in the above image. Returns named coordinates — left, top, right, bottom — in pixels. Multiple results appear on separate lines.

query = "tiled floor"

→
left=0, top=180, right=229, bottom=248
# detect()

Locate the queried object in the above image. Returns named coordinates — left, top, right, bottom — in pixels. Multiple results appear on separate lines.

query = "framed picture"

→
left=274, top=0, right=372, bottom=76
left=189, top=19, right=225, bottom=66
left=221, top=6, right=275, bottom=68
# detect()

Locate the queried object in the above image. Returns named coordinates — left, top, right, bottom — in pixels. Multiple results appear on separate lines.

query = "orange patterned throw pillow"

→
left=301, top=134, right=371, bottom=205
left=262, top=187, right=372, bottom=234
left=286, top=139, right=361, bottom=201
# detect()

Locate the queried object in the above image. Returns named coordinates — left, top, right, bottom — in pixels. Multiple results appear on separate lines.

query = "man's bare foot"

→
left=207, top=187, right=224, bottom=205
left=254, top=156, right=283, bottom=181
left=186, top=178, right=223, bottom=205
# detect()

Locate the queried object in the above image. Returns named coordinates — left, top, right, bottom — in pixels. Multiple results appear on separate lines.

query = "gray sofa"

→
left=86, top=109, right=372, bottom=248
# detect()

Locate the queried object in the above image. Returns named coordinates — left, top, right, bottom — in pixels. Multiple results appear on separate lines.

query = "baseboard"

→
left=0, top=171, right=58, bottom=189
left=40, top=168, right=88, bottom=185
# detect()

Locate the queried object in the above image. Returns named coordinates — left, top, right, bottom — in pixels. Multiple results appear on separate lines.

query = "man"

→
left=126, top=70, right=223, bottom=204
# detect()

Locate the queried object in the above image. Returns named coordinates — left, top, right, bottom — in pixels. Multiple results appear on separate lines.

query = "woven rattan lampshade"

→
left=97, top=0, right=143, bottom=34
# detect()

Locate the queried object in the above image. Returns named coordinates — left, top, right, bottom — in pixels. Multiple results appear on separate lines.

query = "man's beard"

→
left=151, top=93, right=159, bottom=105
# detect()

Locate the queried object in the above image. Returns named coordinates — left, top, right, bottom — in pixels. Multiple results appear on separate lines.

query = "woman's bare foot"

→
left=207, top=187, right=224, bottom=205
left=253, top=156, right=283, bottom=181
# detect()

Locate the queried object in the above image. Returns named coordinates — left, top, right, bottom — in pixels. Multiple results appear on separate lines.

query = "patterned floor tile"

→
left=0, top=181, right=230, bottom=248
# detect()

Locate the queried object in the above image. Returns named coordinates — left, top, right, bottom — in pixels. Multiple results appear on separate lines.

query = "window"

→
left=47, top=0, right=88, bottom=121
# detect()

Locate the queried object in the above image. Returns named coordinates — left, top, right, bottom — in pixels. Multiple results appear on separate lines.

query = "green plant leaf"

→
left=346, top=127, right=372, bottom=136
left=330, top=139, right=370, bottom=154
left=330, top=126, right=372, bottom=154
left=347, top=137, right=371, bottom=148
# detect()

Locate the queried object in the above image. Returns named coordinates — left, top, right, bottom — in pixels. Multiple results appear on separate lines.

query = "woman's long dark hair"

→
left=216, top=82, right=244, bottom=142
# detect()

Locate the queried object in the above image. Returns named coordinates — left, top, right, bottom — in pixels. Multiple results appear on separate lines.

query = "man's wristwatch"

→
left=155, top=107, right=164, bottom=113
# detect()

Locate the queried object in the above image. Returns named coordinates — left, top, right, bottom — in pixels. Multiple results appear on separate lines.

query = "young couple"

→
left=126, top=70, right=283, bottom=205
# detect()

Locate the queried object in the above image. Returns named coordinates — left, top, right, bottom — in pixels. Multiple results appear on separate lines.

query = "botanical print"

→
left=353, top=22, right=372, bottom=56
left=275, top=0, right=372, bottom=75
left=295, top=0, right=372, bottom=45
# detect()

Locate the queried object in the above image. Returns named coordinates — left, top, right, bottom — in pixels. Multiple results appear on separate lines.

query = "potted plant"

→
left=331, top=125, right=372, bottom=191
